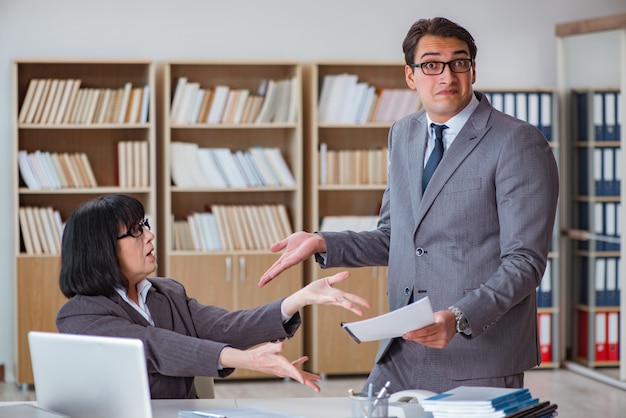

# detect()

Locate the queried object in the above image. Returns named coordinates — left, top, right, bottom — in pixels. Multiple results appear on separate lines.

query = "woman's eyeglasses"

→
left=117, top=218, right=150, bottom=240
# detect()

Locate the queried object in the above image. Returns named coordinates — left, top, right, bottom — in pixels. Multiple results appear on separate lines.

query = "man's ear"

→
left=405, top=65, right=417, bottom=90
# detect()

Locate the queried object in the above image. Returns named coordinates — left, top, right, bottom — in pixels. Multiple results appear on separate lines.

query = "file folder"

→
left=595, top=311, right=607, bottom=361
left=607, top=311, right=619, bottom=361
left=538, top=313, right=552, bottom=363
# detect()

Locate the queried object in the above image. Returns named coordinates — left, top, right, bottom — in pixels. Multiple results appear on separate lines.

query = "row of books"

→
left=170, top=143, right=295, bottom=188
left=18, top=150, right=97, bottom=190
left=576, top=201, right=621, bottom=252
left=118, top=141, right=149, bottom=188
left=578, top=309, right=620, bottom=362
left=317, top=73, right=421, bottom=124
left=172, top=204, right=292, bottom=251
left=18, top=78, right=150, bottom=125
left=170, top=76, right=297, bottom=125
left=420, top=386, right=557, bottom=417
left=18, top=206, right=63, bottom=255
left=483, top=91, right=554, bottom=141
left=319, top=144, right=388, bottom=185
left=580, top=256, right=621, bottom=306
left=577, top=147, right=621, bottom=196
left=319, top=215, right=379, bottom=232
left=576, top=90, right=622, bottom=141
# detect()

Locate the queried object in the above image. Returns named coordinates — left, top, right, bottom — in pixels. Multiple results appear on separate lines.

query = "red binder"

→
left=595, top=312, right=607, bottom=361
left=607, top=311, right=619, bottom=361
left=538, top=313, right=552, bottom=363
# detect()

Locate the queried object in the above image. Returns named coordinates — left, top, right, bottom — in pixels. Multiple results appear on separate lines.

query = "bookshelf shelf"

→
left=13, top=58, right=157, bottom=385
left=160, top=61, right=304, bottom=377
left=556, top=13, right=626, bottom=385
left=303, top=61, right=410, bottom=375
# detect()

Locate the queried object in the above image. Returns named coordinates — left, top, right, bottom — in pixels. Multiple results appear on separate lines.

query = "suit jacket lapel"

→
left=406, top=116, right=428, bottom=224
left=146, top=287, right=174, bottom=329
left=113, top=292, right=153, bottom=326
left=414, top=95, right=492, bottom=230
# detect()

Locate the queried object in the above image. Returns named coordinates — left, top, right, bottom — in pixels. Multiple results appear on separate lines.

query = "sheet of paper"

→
left=179, top=407, right=305, bottom=418
left=341, top=296, right=435, bottom=343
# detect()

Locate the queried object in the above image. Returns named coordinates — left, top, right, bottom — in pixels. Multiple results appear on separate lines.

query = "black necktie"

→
left=422, top=123, right=448, bottom=192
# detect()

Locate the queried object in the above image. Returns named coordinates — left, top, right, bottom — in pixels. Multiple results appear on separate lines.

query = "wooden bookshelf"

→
left=302, top=62, right=412, bottom=375
left=159, top=61, right=304, bottom=378
left=13, top=58, right=157, bottom=385
left=556, top=14, right=626, bottom=386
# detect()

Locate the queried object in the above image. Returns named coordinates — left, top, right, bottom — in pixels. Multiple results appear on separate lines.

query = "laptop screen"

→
left=28, top=331, right=152, bottom=418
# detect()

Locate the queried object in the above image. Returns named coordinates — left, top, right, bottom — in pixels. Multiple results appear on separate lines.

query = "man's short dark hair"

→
left=402, top=17, right=478, bottom=65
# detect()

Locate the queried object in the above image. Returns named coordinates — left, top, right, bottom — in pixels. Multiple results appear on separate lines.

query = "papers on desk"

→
left=341, top=296, right=435, bottom=343
left=0, top=403, right=69, bottom=417
left=178, top=406, right=305, bottom=418
left=420, top=386, right=559, bottom=417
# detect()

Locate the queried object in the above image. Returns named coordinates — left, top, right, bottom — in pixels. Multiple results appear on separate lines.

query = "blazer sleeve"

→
left=56, top=278, right=302, bottom=379
left=457, top=121, right=559, bottom=338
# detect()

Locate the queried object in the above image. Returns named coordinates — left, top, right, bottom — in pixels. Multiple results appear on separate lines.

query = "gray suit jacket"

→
left=319, top=92, right=559, bottom=381
left=56, top=277, right=300, bottom=399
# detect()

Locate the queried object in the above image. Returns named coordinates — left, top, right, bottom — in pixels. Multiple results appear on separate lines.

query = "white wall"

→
left=1, top=0, right=626, bottom=383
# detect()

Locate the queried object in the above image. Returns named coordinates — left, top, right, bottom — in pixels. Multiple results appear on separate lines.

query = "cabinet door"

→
left=169, top=254, right=236, bottom=310
left=232, top=253, right=304, bottom=378
left=306, top=266, right=387, bottom=375
left=16, top=256, right=65, bottom=384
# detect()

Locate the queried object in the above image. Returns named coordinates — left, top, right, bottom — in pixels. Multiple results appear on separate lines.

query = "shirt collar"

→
left=115, top=279, right=153, bottom=307
left=426, top=92, right=480, bottom=139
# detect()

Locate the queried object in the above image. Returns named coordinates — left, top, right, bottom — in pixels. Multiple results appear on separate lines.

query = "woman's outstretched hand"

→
left=281, top=271, right=371, bottom=317
left=219, top=342, right=322, bottom=392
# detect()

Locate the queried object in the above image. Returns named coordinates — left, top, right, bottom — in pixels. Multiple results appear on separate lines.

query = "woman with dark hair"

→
left=56, top=194, right=370, bottom=399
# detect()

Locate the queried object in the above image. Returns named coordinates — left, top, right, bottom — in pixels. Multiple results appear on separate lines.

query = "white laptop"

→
left=28, top=331, right=152, bottom=418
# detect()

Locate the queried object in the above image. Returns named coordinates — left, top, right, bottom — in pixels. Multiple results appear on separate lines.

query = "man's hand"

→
left=401, top=310, right=457, bottom=348
left=259, top=231, right=326, bottom=287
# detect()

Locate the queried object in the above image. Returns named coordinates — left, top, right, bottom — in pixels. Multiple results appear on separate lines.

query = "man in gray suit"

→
left=259, top=17, right=559, bottom=393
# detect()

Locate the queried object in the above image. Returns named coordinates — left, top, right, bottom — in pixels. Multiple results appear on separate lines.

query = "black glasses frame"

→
left=411, top=58, right=473, bottom=75
left=117, top=218, right=150, bottom=240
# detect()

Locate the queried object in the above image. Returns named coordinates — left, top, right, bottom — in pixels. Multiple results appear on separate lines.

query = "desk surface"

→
left=153, top=397, right=351, bottom=418
left=1, top=397, right=352, bottom=418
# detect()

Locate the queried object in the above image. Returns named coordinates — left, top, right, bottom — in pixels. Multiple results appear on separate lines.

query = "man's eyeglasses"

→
left=117, top=218, right=150, bottom=240
left=411, top=58, right=473, bottom=75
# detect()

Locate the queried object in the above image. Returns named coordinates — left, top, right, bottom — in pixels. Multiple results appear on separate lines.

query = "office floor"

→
left=2, top=368, right=626, bottom=417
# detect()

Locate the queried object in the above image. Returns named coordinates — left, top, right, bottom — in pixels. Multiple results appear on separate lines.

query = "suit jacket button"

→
left=404, top=287, right=411, bottom=295
left=415, top=248, right=424, bottom=256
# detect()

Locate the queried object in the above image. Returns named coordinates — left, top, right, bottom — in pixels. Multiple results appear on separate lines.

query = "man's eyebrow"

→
left=419, top=49, right=470, bottom=60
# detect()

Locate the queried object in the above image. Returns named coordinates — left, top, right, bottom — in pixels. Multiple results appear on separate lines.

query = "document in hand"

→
left=341, top=296, right=435, bottom=343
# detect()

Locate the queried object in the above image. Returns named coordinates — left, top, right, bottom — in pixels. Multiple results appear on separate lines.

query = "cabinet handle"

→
left=239, top=256, right=246, bottom=282
left=371, top=266, right=378, bottom=278
left=225, top=256, right=232, bottom=282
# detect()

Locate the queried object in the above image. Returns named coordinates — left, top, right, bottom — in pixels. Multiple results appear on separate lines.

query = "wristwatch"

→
left=448, top=306, right=471, bottom=335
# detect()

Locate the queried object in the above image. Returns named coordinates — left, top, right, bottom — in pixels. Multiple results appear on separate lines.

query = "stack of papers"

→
left=420, top=386, right=557, bottom=418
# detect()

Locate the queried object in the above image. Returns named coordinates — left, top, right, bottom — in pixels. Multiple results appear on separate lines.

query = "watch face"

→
left=457, top=317, right=469, bottom=331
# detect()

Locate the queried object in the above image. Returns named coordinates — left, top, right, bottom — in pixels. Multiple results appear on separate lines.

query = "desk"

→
left=1, top=397, right=352, bottom=418
left=153, top=397, right=350, bottom=418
